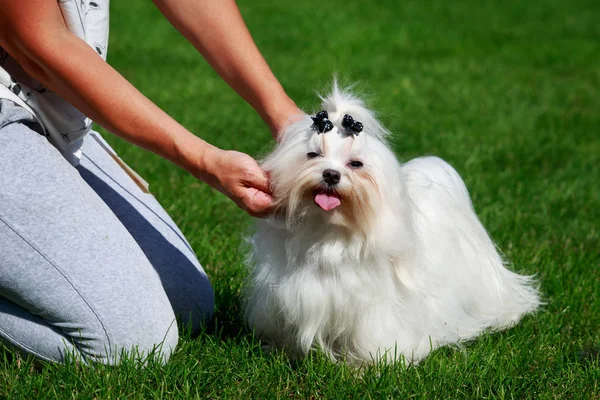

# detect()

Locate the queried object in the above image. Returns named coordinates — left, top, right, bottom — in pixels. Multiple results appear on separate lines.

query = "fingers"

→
left=248, top=168, right=272, bottom=195
left=240, top=187, right=274, bottom=218
left=237, top=155, right=271, bottom=195
left=236, top=156, right=274, bottom=217
left=202, top=149, right=275, bottom=217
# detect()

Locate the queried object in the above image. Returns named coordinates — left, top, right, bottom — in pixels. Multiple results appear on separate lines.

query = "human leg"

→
left=0, top=100, right=178, bottom=364
left=77, top=131, right=215, bottom=331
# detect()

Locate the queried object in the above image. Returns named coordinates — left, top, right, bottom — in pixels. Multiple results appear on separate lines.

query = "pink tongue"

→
left=314, top=193, right=341, bottom=211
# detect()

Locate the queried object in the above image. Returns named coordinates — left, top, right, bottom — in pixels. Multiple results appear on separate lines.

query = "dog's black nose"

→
left=322, top=169, right=341, bottom=185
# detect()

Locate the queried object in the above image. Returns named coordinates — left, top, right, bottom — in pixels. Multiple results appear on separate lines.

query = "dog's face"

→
left=263, top=108, right=399, bottom=233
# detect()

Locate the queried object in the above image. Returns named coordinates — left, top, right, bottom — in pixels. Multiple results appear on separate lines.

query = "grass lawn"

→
left=2, top=0, right=599, bottom=398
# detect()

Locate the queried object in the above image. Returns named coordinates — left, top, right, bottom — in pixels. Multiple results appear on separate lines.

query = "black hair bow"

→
left=311, top=110, right=334, bottom=133
left=341, top=114, right=363, bottom=135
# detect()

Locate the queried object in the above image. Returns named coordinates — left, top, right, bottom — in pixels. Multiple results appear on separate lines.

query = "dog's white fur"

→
left=245, top=85, right=540, bottom=365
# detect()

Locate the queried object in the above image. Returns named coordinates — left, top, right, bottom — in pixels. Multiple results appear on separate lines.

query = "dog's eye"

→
left=307, top=152, right=321, bottom=159
left=349, top=160, right=363, bottom=168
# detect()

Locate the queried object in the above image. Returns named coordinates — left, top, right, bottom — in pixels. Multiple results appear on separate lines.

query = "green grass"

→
left=2, top=0, right=599, bottom=398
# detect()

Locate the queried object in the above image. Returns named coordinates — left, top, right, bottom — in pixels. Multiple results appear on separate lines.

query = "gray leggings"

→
left=0, top=100, right=214, bottom=364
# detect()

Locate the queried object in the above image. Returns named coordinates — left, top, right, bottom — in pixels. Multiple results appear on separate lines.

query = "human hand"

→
left=198, top=148, right=274, bottom=217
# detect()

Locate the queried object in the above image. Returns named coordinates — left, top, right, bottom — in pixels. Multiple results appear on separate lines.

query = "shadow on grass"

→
left=577, top=343, right=600, bottom=364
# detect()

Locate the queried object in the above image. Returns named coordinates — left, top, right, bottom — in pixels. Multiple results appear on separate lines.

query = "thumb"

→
left=252, top=189, right=274, bottom=208
left=243, top=187, right=274, bottom=217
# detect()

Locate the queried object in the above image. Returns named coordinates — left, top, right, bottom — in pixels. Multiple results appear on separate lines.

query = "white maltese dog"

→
left=244, top=85, right=540, bottom=365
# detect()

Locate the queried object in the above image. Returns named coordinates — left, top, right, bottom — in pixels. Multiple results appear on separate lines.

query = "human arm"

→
left=0, top=0, right=273, bottom=216
left=152, top=0, right=301, bottom=137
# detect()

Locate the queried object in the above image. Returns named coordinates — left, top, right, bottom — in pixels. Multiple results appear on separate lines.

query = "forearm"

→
left=2, top=20, right=211, bottom=174
left=153, top=0, right=299, bottom=136
left=0, top=0, right=275, bottom=216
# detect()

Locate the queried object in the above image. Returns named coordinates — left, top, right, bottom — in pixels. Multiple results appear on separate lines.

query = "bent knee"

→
left=110, top=311, right=179, bottom=364
left=75, top=303, right=180, bottom=365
